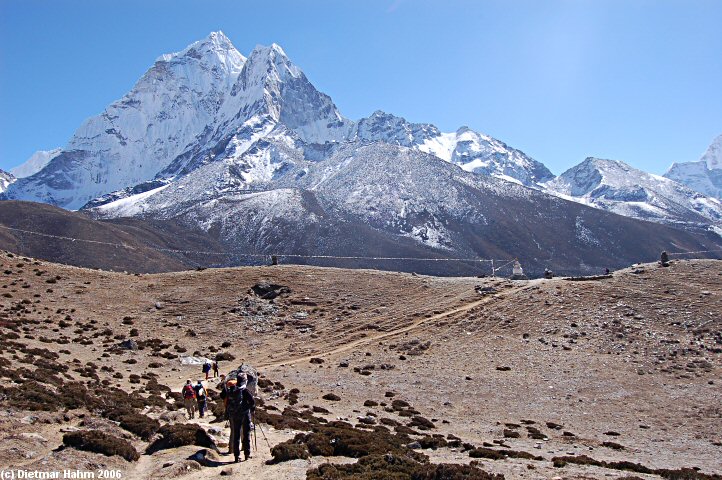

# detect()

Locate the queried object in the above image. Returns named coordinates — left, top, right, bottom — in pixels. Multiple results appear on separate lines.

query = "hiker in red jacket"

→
left=182, top=379, right=197, bottom=419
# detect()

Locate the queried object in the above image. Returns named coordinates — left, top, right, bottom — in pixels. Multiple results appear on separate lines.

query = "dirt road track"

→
left=258, top=283, right=530, bottom=369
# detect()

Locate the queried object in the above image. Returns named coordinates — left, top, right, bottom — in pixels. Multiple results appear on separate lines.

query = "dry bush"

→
left=146, top=424, right=216, bottom=454
left=470, top=447, right=543, bottom=461
left=307, top=453, right=504, bottom=480
left=269, top=441, right=310, bottom=463
left=63, top=430, right=139, bottom=462
left=118, top=413, right=160, bottom=440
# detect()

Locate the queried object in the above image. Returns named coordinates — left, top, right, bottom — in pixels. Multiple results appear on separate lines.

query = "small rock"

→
left=358, top=416, right=376, bottom=425
left=407, top=441, right=422, bottom=449
left=20, top=432, right=48, bottom=442
left=119, top=339, right=138, bottom=351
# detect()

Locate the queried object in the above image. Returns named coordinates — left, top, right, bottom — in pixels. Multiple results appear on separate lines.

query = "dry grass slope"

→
left=0, top=250, right=719, bottom=479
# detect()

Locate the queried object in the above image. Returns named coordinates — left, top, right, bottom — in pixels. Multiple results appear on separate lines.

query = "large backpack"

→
left=224, top=364, right=258, bottom=396
left=182, top=384, right=196, bottom=399
left=195, top=384, right=206, bottom=399
left=227, top=386, right=250, bottom=416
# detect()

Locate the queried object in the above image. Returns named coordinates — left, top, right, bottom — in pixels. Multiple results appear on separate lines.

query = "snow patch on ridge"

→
left=95, top=183, right=171, bottom=217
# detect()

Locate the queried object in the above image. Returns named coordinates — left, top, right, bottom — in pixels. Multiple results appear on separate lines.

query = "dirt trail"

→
left=258, top=282, right=531, bottom=369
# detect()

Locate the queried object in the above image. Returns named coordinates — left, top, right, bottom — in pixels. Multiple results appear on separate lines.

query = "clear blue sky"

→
left=1, top=0, right=720, bottom=175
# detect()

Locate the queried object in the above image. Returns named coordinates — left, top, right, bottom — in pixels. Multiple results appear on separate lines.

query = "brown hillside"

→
left=0, top=252, right=719, bottom=479
left=0, top=201, right=230, bottom=272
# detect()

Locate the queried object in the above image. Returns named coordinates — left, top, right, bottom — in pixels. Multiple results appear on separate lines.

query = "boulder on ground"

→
left=251, top=283, right=291, bottom=300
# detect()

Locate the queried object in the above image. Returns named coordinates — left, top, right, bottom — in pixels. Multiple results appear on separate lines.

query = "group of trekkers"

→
left=181, top=360, right=256, bottom=463
left=181, top=361, right=218, bottom=418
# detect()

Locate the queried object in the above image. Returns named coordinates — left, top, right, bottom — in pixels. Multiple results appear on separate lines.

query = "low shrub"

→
left=307, top=453, right=504, bottom=480
left=63, top=430, right=139, bottom=462
left=470, top=447, right=543, bottom=461
left=418, top=436, right=447, bottom=450
left=269, top=441, right=310, bottom=463
left=146, top=423, right=216, bottom=454
left=408, top=416, right=435, bottom=430
left=118, top=413, right=160, bottom=440
left=552, top=455, right=721, bottom=479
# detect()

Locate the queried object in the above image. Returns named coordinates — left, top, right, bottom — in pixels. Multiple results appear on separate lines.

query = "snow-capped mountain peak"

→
left=350, top=111, right=552, bottom=186
left=10, top=148, right=61, bottom=178
left=664, top=133, right=722, bottom=200
left=240, top=43, right=301, bottom=87
left=3, top=32, right=248, bottom=209
left=700, top=133, right=722, bottom=170
left=545, top=156, right=722, bottom=229
left=6, top=33, right=552, bottom=211
left=222, top=43, right=351, bottom=144
left=158, top=30, right=243, bottom=66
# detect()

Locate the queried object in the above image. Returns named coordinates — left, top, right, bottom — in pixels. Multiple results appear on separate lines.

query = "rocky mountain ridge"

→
left=2, top=32, right=721, bottom=275
left=544, top=157, right=722, bottom=232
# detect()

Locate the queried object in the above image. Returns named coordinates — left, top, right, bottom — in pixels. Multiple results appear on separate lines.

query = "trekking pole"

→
left=250, top=411, right=257, bottom=452
left=253, top=413, right=272, bottom=452
left=253, top=419, right=258, bottom=452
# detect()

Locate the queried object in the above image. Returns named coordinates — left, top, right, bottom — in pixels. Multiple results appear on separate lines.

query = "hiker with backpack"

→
left=202, top=361, right=212, bottom=380
left=182, top=379, right=197, bottom=419
left=193, top=380, right=207, bottom=418
left=212, top=361, right=219, bottom=378
left=226, top=373, right=255, bottom=462
left=219, top=376, right=235, bottom=454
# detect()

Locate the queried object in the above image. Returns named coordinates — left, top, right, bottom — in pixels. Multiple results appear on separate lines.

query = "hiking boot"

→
left=234, top=456, right=240, bottom=463
left=244, top=454, right=252, bottom=461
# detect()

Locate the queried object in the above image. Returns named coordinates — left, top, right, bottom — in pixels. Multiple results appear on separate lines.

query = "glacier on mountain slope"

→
left=544, top=157, right=722, bottom=232
left=665, top=134, right=722, bottom=199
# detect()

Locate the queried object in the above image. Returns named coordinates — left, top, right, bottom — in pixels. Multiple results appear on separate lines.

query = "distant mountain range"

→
left=2, top=31, right=720, bottom=275
left=544, top=157, right=722, bottom=234
left=665, top=133, right=722, bottom=200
